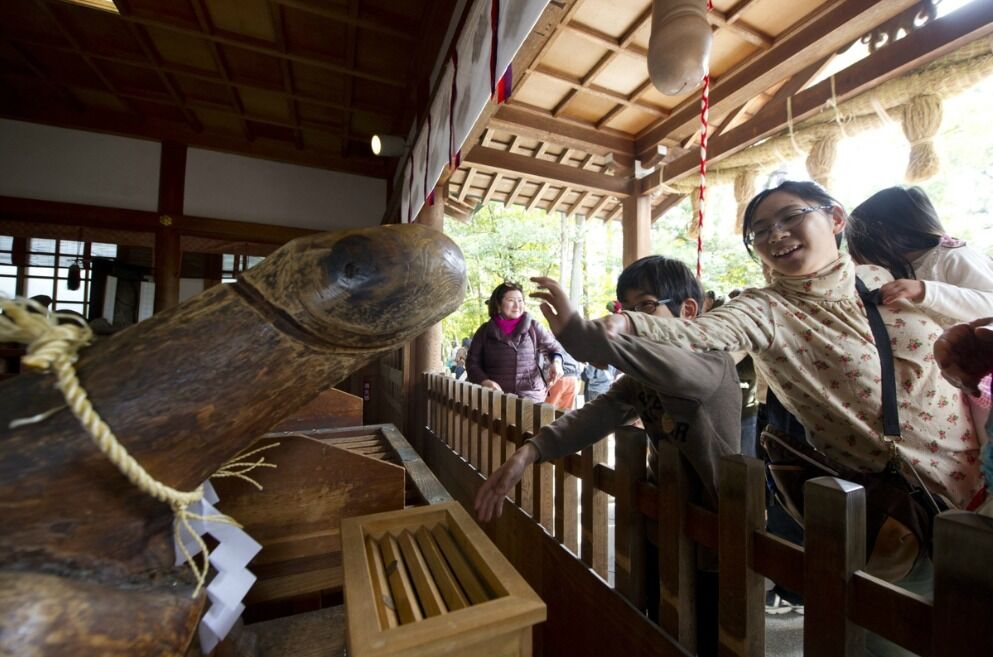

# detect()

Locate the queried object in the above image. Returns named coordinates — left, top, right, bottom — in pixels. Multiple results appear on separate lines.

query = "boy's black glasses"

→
left=622, top=298, right=672, bottom=314
left=746, top=205, right=833, bottom=245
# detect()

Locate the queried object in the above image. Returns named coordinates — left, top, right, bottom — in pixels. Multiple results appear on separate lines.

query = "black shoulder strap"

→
left=855, top=277, right=901, bottom=439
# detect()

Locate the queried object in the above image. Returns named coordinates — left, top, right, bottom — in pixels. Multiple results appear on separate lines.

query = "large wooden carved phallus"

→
left=648, top=0, right=713, bottom=96
left=0, top=223, right=466, bottom=656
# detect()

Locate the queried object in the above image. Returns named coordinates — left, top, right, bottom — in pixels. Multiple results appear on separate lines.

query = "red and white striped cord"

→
left=697, top=0, right=714, bottom=278
left=696, top=75, right=710, bottom=277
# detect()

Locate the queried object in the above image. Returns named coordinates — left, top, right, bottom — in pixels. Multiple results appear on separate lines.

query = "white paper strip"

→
left=174, top=481, right=262, bottom=655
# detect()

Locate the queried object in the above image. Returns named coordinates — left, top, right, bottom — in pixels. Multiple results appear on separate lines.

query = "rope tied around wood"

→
left=0, top=296, right=276, bottom=597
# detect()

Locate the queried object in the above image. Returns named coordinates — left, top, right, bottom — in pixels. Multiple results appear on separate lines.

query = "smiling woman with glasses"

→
left=746, top=205, right=834, bottom=245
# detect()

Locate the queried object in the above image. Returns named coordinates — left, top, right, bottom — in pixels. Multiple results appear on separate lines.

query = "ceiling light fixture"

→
left=370, top=134, right=406, bottom=157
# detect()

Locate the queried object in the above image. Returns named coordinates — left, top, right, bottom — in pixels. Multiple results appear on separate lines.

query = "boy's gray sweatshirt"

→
left=529, top=313, right=742, bottom=512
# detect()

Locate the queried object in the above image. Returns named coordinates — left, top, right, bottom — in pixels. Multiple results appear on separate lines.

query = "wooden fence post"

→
left=531, top=402, right=555, bottom=531
left=478, top=387, right=491, bottom=476
left=932, top=510, right=993, bottom=656
left=718, top=455, right=765, bottom=657
left=658, top=441, right=697, bottom=653
left=614, top=426, right=647, bottom=607
left=803, top=476, right=866, bottom=657
left=581, top=436, right=610, bottom=580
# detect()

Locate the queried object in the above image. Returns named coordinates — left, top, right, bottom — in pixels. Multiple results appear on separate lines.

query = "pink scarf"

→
left=494, top=315, right=523, bottom=336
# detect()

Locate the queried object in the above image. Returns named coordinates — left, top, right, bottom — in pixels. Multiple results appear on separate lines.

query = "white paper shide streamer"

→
left=174, top=481, right=262, bottom=654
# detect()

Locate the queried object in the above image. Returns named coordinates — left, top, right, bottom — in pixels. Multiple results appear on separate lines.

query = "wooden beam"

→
left=565, top=190, right=591, bottom=218
left=647, top=0, right=993, bottom=190
left=526, top=181, right=551, bottom=212
left=562, top=21, right=648, bottom=58
left=456, top=168, right=477, bottom=204
left=707, top=9, right=772, bottom=50
left=651, top=194, right=686, bottom=223
left=586, top=194, right=612, bottom=221
left=480, top=173, right=503, bottom=205
left=463, top=147, right=630, bottom=197
left=607, top=202, right=623, bottom=222
left=504, top=177, right=527, bottom=207
left=0, top=196, right=316, bottom=244
left=533, top=64, right=667, bottom=117
left=634, top=0, right=919, bottom=160
left=547, top=186, right=572, bottom=215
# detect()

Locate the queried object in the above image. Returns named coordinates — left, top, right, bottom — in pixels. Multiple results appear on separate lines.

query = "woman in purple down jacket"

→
left=466, top=282, right=565, bottom=403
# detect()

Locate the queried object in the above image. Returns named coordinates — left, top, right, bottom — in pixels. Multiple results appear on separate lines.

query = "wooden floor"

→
left=251, top=606, right=346, bottom=657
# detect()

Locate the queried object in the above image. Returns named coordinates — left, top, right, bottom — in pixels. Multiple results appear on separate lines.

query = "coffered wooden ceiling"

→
left=448, top=0, right=993, bottom=223
left=0, top=0, right=458, bottom=178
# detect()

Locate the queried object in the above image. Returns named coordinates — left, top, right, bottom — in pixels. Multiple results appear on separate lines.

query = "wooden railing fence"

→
left=424, top=373, right=993, bottom=657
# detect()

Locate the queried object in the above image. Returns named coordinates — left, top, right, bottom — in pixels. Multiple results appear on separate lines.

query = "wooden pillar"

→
left=408, top=184, right=446, bottom=449
left=932, top=511, right=993, bottom=656
left=154, top=142, right=186, bottom=312
left=622, top=193, right=651, bottom=266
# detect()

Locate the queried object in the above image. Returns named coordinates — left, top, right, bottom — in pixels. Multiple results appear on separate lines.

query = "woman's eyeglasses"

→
left=746, top=205, right=833, bottom=245
left=622, top=298, right=672, bottom=314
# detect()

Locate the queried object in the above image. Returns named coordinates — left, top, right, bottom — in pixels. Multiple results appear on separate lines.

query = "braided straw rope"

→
left=0, top=296, right=275, bottom=597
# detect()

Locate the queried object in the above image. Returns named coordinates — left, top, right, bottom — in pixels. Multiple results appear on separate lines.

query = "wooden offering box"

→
left=342, top=502, right=545, bottom=657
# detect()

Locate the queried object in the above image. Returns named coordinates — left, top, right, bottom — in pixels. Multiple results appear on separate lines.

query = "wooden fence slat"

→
left=658, top=441, right=696, bottom=653
left=580, top=434, right=610, bottom=579
left=489, top=390, right=504, bottom=476
left=461, top=382, right=472, bottom=464
left=932, top=510, right=993, bottom=657
left=518, top=398, right=534, bottom=514
left=718, top=455, right=765, bottom=657
left=613, top=426, right=646, bottom=606
left=478, top=387, right=491, bottom=475
left=803, top=476, right=866, bottom=657
left=532, top=402, right=555, bottom=531
left=445, top=377, right=455, bottom=449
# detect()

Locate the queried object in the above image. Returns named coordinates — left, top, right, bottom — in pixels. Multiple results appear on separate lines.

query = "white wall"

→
left=184, top=148, right=386, bottom=230
left=0, top=119, right=161, bottom=211
left=0, top=120, right=388, bottom=230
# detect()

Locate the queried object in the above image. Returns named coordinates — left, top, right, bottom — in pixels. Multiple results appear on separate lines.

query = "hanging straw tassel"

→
left=687, top=187, right=701, bottom=239
left=733, top=170, right=756, bottom=235
left=901, top=93, right=943, bottom=182
left=805, top=133, right=839, bottom=189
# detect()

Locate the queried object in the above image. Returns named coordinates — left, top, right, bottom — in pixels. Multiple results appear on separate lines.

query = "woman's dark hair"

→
left=741, top=180, right=843, bottom=258
left=845, top=186, right=944, bottom=280
left=616, top=256, right=703, bottom=316
left=487, top=281, right=524, bottom=318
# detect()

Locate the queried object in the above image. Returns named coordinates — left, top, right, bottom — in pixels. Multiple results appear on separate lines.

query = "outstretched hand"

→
left=933, top=317, right=993, bottom=397
left=474, top=443, right=539, bottom=522
left=529, top=276, right=576, bottom=335
left=880, top=279, right=925, bottom=306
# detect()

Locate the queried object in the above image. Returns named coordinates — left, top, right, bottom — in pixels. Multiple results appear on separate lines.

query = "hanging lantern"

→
left=67, top=260, right=82, bottom=291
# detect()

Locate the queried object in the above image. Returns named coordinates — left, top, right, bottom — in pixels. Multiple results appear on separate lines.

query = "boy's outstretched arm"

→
left=475, top=442, right=539, bottom=522
left=530, top=276, right=632, bottom=338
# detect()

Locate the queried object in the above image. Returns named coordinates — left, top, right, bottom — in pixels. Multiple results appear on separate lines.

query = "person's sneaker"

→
left=765, top=591, right=803, bottom=615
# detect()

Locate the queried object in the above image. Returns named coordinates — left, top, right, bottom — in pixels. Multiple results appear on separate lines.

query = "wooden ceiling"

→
left=0, top=0, right=459, bottom=178
left=448, top=0, right=993, bottom=223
